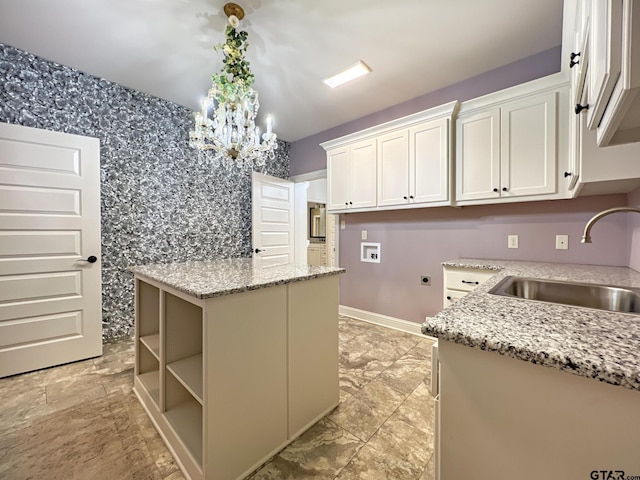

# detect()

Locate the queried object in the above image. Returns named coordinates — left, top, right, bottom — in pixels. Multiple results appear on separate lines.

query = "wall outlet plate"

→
left=556, top=234, right=569, bottom=250
left=421, top=275, right=431, bottom=286
left=508, top=234, right=519, bottom=249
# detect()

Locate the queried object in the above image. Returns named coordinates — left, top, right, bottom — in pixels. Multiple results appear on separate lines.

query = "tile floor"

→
left=0, top=316, right=436, bottom=480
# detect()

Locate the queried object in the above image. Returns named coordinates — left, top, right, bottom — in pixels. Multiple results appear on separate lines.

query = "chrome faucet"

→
left=581, top=207, right=640, bottom=243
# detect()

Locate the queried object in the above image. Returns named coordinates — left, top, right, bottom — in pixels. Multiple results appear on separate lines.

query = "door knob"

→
left=254, top=248, right=264, bottom=253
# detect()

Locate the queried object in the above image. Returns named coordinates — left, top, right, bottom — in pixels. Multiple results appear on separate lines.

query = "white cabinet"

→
left=456, top=109, right=501, bottom=202
left=326, top=139, right=376, bottom=211
left=568, top=0, right=640, bottom=146
left=594, top=0, right=640, bottom=146
left=456, top=84, right=561, bottom=205
left=307, top=243, right=326, bottom=266
left=443, top=265, right=494, bottom=308
left=586, top=0, right=623, bottom=130
left=323, top=102, right=457, bottom=213
left=134, top=273, right=340, bottom=480
left=377, top=117, right=451, bottom=207
left=410, top=119, right=450, bottom=204
left=566, top=0, right=640, bottom=196
left=377, top=129, right=409, bottom=206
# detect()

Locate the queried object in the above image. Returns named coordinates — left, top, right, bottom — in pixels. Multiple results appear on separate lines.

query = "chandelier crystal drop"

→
left=189, top=2, right=277, bottom=164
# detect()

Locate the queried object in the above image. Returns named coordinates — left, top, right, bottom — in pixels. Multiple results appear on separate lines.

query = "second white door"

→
left=252, top=172, right=294, bottom=267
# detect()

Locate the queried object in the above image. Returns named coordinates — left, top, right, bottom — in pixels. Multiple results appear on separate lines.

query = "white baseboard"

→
left=339, top=305, right=432, bottom=338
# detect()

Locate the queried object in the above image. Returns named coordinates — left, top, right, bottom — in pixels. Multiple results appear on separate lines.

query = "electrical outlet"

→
left=362, top=230, right=367, bottom=240
left=421, top=275, right=431, bottom=286
left=340, top=220, right=346, bottom=230
left=508, top=235, right=519, bottom=249
left=556, top=234, right=569, bottom=250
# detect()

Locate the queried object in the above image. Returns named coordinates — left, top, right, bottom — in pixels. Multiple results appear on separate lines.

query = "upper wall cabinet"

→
left=326, top=139, right=377, bottom=211
left=322, top=102, right=458, bottom=214
left=455, top=75, right=571, bottom=206
left=378, top=117, right=451, bottom=207
left=570, top=0, right=640, bottom=146
left=565, top=0, right=640, bottom=196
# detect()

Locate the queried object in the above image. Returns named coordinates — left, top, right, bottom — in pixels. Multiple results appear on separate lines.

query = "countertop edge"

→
left=423, top=259, right=640, bottom=392
left=131, top=264, right=345, bottom=300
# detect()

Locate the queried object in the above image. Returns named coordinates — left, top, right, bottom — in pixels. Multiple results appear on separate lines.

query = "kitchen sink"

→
left=488, top=276, right=640, bottom=315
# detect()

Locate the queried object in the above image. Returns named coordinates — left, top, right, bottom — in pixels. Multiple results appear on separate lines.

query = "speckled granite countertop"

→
left=422, top=259, right=640, bottom=391
left=131, top=258, right=345, bottom=299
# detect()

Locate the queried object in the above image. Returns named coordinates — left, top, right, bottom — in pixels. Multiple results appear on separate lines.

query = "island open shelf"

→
left=131, top=259, right=344, bottom=480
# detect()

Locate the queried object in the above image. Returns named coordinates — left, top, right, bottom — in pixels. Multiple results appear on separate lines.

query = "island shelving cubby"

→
left=132, top=259, right=344, bottom=480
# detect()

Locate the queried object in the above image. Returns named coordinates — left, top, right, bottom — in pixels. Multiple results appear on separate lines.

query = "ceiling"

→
left=0, top=0, right=564, bottom=142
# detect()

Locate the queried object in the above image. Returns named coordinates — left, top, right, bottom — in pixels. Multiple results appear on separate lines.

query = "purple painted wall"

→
left=339, top=195, right=630, bottom=324
left=289, top=46, right=562, bottom=176
left=627, top=187, right=640, bottom=271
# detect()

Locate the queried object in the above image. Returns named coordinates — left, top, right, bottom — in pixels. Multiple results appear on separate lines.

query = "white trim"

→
left=290, top=169, right=327, bottom=182
left=339, top=305, right=434, bottom=339
left=320, top=101, right=459, bottom=150
left=457, top=73, right=569, bottom=116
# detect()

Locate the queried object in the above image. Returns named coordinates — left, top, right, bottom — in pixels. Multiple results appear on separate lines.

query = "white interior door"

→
left=252, top=172, right=294, bottom=267
left=0, top=123, right=102, bottom=377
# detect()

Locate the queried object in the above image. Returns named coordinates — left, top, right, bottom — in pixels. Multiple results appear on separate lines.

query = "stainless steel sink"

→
left=488, top=276, right=640, bottom=315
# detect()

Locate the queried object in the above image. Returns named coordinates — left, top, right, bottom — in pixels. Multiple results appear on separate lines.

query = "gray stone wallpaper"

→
left=0, top=44, right=290, bottom=341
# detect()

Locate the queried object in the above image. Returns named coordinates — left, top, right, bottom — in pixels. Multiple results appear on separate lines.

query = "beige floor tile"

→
left=366, top=416, right=433, bottom=475
left=336, top=442, right=419, bottom=480
left=328, top=379, right=406, bottom=441
left=102, top=337, right=135, bottom=356
left=391, top=382, right=435, bottom=435
left=0, top=316, right=436, bottom=480
left=251, top=417, right=363, bottom=479
left=421, top=454, right=436, bottom=480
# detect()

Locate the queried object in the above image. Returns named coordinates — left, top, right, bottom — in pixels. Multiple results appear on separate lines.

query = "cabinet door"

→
left=327, top=147, right=350, bottom=210
left=349, top=139, right=377, bottom=209
left=410, top=118, right=449, bottom=204
left=456, top=109, right=500, bottom=202
left=587, top=0, right=623, bottom=130
left=377, top=130, right=409, bottom=206
left=500, top=92, right=557, bottom=198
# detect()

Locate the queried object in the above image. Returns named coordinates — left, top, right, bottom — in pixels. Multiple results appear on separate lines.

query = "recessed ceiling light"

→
left=323, top=61, right=372, bottom=88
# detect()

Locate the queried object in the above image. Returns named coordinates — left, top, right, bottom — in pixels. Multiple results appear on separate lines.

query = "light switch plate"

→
left=340, top=220, right=346, bottom=230
left=361, top=230, right=367, bottom=240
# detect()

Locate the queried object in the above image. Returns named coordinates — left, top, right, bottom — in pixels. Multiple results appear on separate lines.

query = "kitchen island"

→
left=423, top=259, right=640, bottom=480
left=131, top=258, right=345, bottom=480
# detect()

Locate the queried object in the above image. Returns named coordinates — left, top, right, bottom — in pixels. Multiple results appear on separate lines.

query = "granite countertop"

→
left=422, top=259, right=640, bottom=391
left=131, top=258, right=345, bottom=299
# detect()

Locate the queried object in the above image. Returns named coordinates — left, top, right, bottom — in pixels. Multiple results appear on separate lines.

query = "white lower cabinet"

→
left=438, top=340, right=640, bottom=479
left=443, top=266, right=495, bottom=308
left=134, top=275, right=339, bottom=480
left=307, top=243, right=326, bottom=266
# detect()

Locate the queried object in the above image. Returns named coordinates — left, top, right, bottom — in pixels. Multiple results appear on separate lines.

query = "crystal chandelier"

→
left=189, top=2, right=277, bottom=163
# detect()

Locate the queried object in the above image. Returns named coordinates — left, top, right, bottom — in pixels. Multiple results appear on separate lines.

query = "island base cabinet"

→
left=439, top=340, right=640, bottom=480
left=287, top=276, right=340, bottom=438
left=204, top=286, right=288, bottom=480
left=134, top=273, right=341, bottom=480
